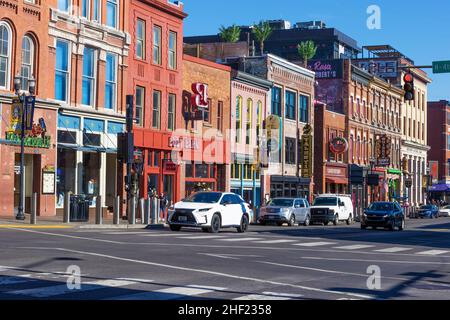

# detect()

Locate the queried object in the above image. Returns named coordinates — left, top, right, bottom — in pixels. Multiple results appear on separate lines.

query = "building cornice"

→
left=137, top=0, right=188, bottom=19
left=401, top=139, right=431, bottom=151
left=267, top=54, right=316, bottom=79
left=232, top=70, right=273, bottom=91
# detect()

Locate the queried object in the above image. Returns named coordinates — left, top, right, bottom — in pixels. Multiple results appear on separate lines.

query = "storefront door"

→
left=14, top=154, right=34, bottom=214
left=163, top=175, right=174, bottom=205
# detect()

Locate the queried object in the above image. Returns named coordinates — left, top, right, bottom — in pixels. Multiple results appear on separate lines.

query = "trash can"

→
left=70, top=194, right=90, bottom=222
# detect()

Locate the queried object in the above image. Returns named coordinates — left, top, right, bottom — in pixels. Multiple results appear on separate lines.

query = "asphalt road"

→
left=1, top=218, right=450, bottom=300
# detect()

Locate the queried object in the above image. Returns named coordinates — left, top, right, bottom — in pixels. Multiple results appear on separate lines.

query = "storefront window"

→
left=82, top=152, right=100, bottom=202
left=185, top=163, right=193, bottom=178
left=195, top=163, right=209, bottom=178
left=56, top=148, right=76, bottom=207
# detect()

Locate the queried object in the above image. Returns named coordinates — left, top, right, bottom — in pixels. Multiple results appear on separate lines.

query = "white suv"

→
left=310, top=194, right=354, bottom=225
left=168, top=192, right=251, bottom=233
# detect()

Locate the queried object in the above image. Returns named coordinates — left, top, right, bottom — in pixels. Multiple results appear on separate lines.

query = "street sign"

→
left=433, top=61, right=450, bottom=74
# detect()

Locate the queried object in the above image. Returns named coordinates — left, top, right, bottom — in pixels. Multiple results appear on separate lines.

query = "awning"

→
left=58, top=143, right=117, bottom=154
left=387, top=168, right=402, bottom=175
left=326, top=177, right=349, bottom=185
left=429, top=184, right=450, bottom=192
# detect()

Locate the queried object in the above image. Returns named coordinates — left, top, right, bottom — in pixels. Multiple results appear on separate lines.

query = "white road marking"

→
left=262, top=292, right=303, bottom=298
left=375, top=247, right=413, bottom=253
left=177, top=235, right=225, bottom=240
left=103, top=232, right=152, bottom=235
left=187, top=285, right=227, bottom=291
left=303, top=256, right=450, bottom=266
left=293, top=242, right=337, bottom=247
left=7, top=279, right=135, bottom=298
left=156, top=287, right=213, bottom=296
left=234, top=294, right=291, bottom=300
left=416, top=250, right=449, bottom=256
left=199, top=253, right=261, bottom=260
left=333, top=245, right=375, bottom=250
left=218, top=238, right=262, bottom=242
left=115, top=278, right=154, bottom=284
left=109, top=286, right=216, bottom=301
left=253, top=240, right=297, bottom=244
left=22, top=247, right=373, bottom=299
left=140, top=233, right=191, bottom=237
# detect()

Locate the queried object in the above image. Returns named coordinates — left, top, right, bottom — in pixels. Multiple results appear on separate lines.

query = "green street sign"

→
left=433, top=61, right=450, bottom=74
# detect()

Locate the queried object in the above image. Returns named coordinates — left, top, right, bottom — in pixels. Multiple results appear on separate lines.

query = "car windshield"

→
left=267, top=199, right=294, bottom=207
left=420, top=205, right=433, bottom=210
left=443, top=206, right=450, bottom=210
left=368, top=203, right=394, bottom=211
left=313, top=197, right=338, bottom=206
left=184, top=192, right=222, bottom=204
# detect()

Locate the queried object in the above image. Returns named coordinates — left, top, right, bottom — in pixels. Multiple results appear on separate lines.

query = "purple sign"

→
left=308, top=60, right=343, bottom=79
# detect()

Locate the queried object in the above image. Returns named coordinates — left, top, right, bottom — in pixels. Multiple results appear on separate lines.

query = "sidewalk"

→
left=0, top=214, right=167, bottom=230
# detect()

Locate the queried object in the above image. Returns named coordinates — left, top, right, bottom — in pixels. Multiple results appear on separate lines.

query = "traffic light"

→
left=403, top=72, right=415, bottom=101
left=117, top=132, right=134, bottom=164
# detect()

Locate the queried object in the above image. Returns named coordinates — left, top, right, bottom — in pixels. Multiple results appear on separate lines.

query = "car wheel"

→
left=399, top=219, right=405, bottom=231
left=361, top=225, right=367, bottom=230
left=202, top=228, right=209, bottom=233
left=303, top=215, right=311, bottom=227
left=277, top=222, right=284, bottom=227
left=346, top=214, right=353, bottom=225
left=288, top=215, right=296, bottom=227
left=389, top=221, right=396, bottom=231
left=169, top=225, right=182, bottom=232
left=324, top=221, right=329, bottom=226
left=209, top=214, right=221, bottom=234
left=333, top=215, right=339, bottom=226
left=237, top=215, right=249, bottom=233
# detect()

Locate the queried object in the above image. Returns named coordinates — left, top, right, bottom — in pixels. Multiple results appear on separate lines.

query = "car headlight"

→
left=197, top=208, right=212, bottom=213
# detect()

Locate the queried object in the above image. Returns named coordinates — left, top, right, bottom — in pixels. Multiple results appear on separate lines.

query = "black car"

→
left=417, top=205, right=439, bottom=219
left=361, top=202, right=405, bottom=231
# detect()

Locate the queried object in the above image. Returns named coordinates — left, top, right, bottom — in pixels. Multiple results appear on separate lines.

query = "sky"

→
left=183, top=0, right=450, bottom=101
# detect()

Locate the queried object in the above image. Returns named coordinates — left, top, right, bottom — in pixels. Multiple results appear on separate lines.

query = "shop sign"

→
left=169, top=136, right=200, bottom=151
left=329, top=137, right=348, bottom=155
left=326, top=166, right=346, bottom=177
left=5, top=132, right=51, bottom=149
left=357, top=60, right=398, bottom=78
left=308, top=60, right=343, bottom=79
left=163, top=160, right=178, bottom=172
left=376, top=135, right=391, bottom=167
left=191, top=83, right=209, bottom=111
left=301, top=125, right=313, bottom=178
left=42, top=170, right=55, bottom=195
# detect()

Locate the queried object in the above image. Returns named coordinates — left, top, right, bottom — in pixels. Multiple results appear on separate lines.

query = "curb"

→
left=77, top=224, right=167, bottom=230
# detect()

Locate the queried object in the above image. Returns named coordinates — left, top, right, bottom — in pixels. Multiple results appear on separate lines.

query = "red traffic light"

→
left=404, top=73, right=414, bottom=83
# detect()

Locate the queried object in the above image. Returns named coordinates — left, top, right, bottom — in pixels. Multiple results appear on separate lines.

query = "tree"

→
left=297, top=40, right=317, bottom=67
left=218, top=24, right=241, bottom=43
left=252, top=21, right=273, bottom=56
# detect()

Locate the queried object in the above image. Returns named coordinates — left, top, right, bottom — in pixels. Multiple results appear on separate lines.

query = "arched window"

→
left=236, top=96, right=242, bottom=143
left=20, top=35, right=35, bottom=91
left=0, top=22, right=12, bottom=90
left=246, top=99, right=253, bottom=145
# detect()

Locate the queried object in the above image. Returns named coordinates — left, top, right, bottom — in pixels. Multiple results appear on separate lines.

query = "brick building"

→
left=127, top=0, right=186, bottom=206
left=50, top=0, right=130, bottom=216
left=179, top=55, right=231, bottom=198
left=0, top=0, right=59, bottom=217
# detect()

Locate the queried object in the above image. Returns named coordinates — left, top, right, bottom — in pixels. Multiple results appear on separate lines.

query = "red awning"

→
left=326, top=177, right=349, bottom=185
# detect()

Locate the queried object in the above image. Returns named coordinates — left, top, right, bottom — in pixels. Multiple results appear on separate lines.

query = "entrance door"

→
left=163, top=175, right=174, bottom=205
left=14, top=154, right=34, bottom=214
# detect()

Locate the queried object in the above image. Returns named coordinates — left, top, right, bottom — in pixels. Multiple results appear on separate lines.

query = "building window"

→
left=168, top=31, right=177, bottom=69
left=106, top=0, right=118, bottom=28
left=55, top=40, right=70, bottom=102
left=136, top=19, right=145, bottom=60
left=285, top=138, right=296, bottom=164
left=105, top=53, right=117, bottom=110
left=256, top=101, right=262, bottom=145
left=81, top=0, right=90, bottom=18
left=93, top=0, right=100, bottom=22
left=231, top=164, right=241, bottom=179
left=246, top=99, right=253, bottom=145
left=58, top=0, right=70, bottom=12
left=0, top=22, right=12, bottom=90
left=203, top=99, right=211, bottom=123
left=299, top=94, right=309, bottom=123
left=168, top=93, right=176, bottom=131
left=217, top=101, right=223, bottom=133
left=152, top=90, right=161, bottom=129
left=271, top=87, right=282, bottom=116
left=153, top=25, right=162, bottom=65
left=135, top=86, right=145, bottom=127
left=285, top=90, right=296, bottom=120
left=20, top=36, right=34, bottom=92
left=82, top=47, right=96, bottom=106
left=236, top=96, right=242, bottom=143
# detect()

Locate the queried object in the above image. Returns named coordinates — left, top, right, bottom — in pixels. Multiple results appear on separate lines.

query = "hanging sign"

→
left=301, top=125, right=313, bottom=178
left=191, top=83, right=209, bottom=111
left=329, top=137, right=349, bottom=155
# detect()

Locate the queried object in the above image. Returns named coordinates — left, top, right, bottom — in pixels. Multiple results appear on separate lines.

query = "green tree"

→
left=218, top=24, right=241, bottom=43
left=252, top=21, right=273, bottom=56
left=297, top=40, right=318, bottom=67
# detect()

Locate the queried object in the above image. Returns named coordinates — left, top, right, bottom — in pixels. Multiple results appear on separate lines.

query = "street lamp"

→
left=14, top=75, right=36, bottom=221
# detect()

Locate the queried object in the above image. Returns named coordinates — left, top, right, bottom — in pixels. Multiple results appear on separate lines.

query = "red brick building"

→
left=0, top=1, right=58, bottom=217
left=128, top=0, right=187, bottom=205
left=428, top=100, right=450, bottom=183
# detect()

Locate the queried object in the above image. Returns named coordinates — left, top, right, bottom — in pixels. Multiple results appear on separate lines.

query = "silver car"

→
left=259, top=198, right=311, bottom=226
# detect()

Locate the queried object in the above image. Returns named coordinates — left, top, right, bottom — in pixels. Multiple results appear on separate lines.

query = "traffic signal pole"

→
left=125, top=95, right=134, bottom=223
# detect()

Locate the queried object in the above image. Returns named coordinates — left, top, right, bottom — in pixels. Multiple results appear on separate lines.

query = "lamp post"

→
left=14, top=75, right=36, bottom=221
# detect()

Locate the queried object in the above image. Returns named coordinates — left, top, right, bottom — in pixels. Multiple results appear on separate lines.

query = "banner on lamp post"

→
left=24, top=96, right=36, bottom=131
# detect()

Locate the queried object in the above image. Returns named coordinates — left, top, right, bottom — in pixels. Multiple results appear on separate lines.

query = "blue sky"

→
left=183, top=0, right=450, bottom=101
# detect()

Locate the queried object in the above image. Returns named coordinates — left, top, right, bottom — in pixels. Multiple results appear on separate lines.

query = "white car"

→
left=439, top=205, right=450, bottom=217
left=168, top=192, right=251, bottom=233
left=310, top=194, right=354, bottom=225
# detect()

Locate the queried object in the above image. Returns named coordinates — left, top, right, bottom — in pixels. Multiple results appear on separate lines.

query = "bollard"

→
left=129, top=196, right=136, bottom=225
left=139, top=198, right=145, bottom=224
left=95, top=195, right=102, bottom=225
left=31, top=193, right=37, bottom=225
left=150, top=197, right=157, bottom=224
left=144, top=198, right=150, bottom=225
left=63, top=192, right=71, bottom=223
left=113, top=196, right=120, bottom=225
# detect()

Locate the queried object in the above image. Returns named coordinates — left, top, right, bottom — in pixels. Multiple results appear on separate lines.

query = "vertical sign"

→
left=301, top=125, right=313, bottom=178
left=24, top=96, right=36, bottom=130
left=10, top=98, right=22, bottom=133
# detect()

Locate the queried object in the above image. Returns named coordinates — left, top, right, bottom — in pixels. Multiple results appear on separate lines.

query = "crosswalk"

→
left=0, top=270, right=302, bottom=300
left=91, top=231, right=450, bottom=257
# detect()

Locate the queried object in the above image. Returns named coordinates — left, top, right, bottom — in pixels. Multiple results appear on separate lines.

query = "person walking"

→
left=159, top=193, right=168, bottom=222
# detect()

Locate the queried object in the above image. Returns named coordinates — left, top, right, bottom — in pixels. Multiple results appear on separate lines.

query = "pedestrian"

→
left=159, top=193, right=168, bottom=222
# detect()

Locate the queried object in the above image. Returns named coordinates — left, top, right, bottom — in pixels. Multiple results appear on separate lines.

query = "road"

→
left=1, top=218, right=450, bottom=300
